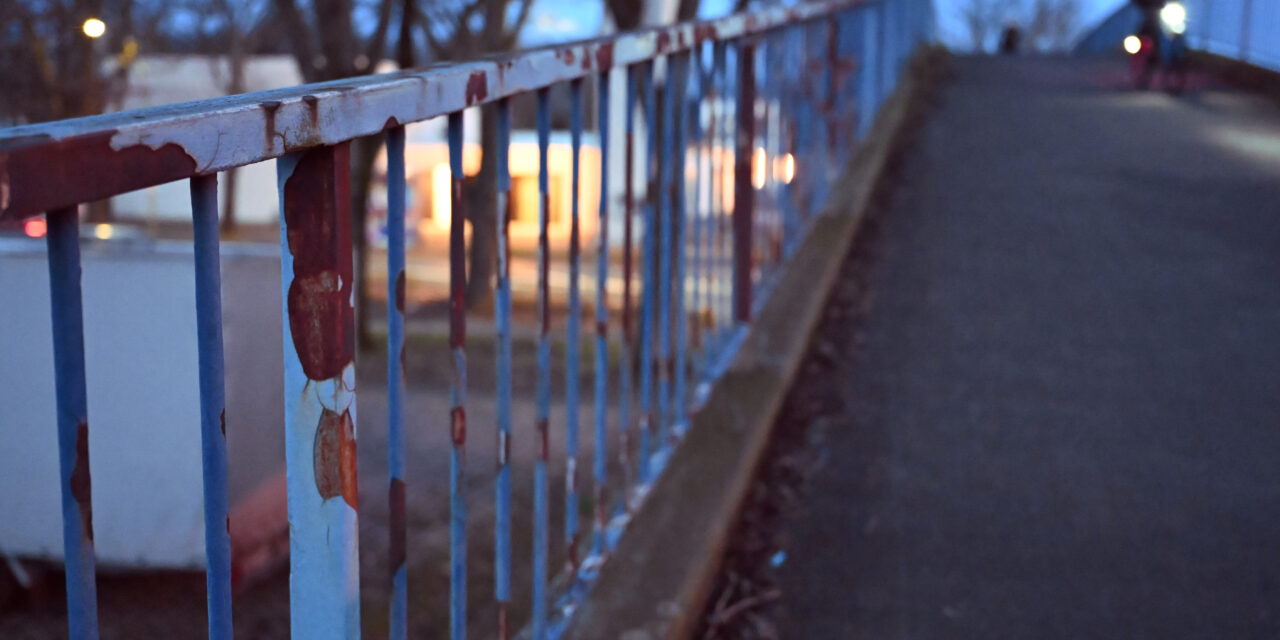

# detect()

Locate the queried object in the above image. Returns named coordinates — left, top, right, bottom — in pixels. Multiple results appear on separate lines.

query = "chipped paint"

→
left=465, top=71, right=488, bottom=106
left=313, top=408, right=359, bottom=509
left=70, top=422, right=94, bottom=542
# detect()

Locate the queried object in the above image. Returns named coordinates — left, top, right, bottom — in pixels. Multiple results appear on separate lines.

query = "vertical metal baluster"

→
left=672, top=53, right=689, bottom=431
left=45, top=206, right=100, bottom=640
left=533, top=87, right=552, bottom=640
left=190, top=174, right=233, bottom=640
left=495, top=98, right=513, bottom=640
left=638, top=62, right=657, bottom=484
left=734, top=39, right=757, bottom=325
left=860, top=6, right=879, bottom=138
left=658, top=55, right=675, bottom=443
left=689, top=52, right=706, bottom=382
left=276, top=142, right=361, bottom=639
left=384, top=125, right=409, bottom=640
left=566, top=78, right=583, bottom=570
left=619, top=65, right=637, bottom=499
left=716, top=44, right=732, bottom=348
left=707, top=43, right=725, bottom=365
left=446, top=113, right=469, bottom=640
left=592, top=67, right=612, bottom=552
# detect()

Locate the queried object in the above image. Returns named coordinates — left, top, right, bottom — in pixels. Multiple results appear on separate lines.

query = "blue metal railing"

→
left=0, top=1, right=931, bottom=637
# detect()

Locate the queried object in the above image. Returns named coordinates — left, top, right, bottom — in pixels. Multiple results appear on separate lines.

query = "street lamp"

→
left=83, top=18, right=106, bottom=39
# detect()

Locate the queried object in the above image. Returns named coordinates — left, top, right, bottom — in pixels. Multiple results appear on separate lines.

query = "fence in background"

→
left=1184, top=0, right=1280, bottom=70
left=0, top=0, right=931, bottom=637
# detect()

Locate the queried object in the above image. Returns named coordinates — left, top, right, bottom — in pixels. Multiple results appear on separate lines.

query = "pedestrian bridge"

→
left=2, top=1, right=1279, bottom=638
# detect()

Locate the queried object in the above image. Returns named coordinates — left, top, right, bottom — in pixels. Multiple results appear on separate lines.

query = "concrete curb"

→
left=562, top=48, right=944, bottom=640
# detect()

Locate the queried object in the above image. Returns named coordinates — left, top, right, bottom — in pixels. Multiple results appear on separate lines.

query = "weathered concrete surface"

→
left=778, top=55, right=1280, bottom=638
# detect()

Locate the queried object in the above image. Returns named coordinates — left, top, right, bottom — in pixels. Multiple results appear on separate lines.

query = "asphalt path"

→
left=778, top=55, right=1280, bottom=638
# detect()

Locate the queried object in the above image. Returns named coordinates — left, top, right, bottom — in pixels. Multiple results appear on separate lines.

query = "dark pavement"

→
left=778, top=56, right=1280, bottom=638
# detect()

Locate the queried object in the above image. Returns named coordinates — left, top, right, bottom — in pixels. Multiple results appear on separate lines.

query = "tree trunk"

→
left=465, top=103, right=499, bottom=311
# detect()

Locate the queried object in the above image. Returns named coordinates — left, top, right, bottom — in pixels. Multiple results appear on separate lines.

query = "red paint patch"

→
left=656, top=32, right=671, bottom=53
left=595, top=43, right=614, bottom=70
left=395, top=269, right=406, bottom=313
left=465, top=71, right=488, bottom=106
left=313, top=408, right=358, bottom=509
left=389, top=478, right=406, bottom=569
left=451, top=407, right=467, bottom=446
left=70, top=421, right=93, bottom=542
left=283, top=144, right=355, bottom=381
left=0, top=130, right=197, bottom=222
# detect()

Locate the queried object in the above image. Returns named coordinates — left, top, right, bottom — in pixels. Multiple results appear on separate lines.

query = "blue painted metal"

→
left=672, top=54, right=690, bottom=431
left=495, top=97, right=514, bottom=640
left=446, top=112, right=469, bottom=640
left=8, top=3, right=935, bottom=637
left=688, top=61, right=707, bottom=382
left=733, top=40, right=757, bottom=325
left=45, top=206, right=99, bottom=640
left=189, top=174, right=233, bottom=640
left=276, top=143, right=361, bottom=639
left=860, top=6, right=880, bottom=137
left=384, top=125, right=408, bottom=640
left=619, top=64, right=638, bottom=499
left=658, top=57, right=677, bottom=443
left=534, top=87, right=552, bottom=640
left=592, top=68, right=611, bottom=551
left=637, top=61, right=657, bottom=485
left=565, top=78, right=584, bottom=570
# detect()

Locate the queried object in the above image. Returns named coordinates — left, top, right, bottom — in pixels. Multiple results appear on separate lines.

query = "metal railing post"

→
left=190, top=174, right=233, bottom=640
left=384, top=125, right=408, bottom=640
left=733, top=39, right=757, bottom=324
left=276, top=142, right=361, bottom=639
left=45, top=206, right=100, bottom=640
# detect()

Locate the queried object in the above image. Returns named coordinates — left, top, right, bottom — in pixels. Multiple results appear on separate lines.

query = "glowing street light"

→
left=1123, top=35, right=1142, bottom=55
left=83, top=18, right=106, bottom=39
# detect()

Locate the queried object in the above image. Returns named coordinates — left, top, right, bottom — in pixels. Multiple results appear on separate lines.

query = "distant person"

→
left=1000, top=22, right=1021, bottom=54
left=1132, top=0, right=1164, bottom=59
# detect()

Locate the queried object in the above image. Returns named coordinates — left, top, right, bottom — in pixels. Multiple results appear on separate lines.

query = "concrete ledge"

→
left=563, top=48, right=944, bottom=640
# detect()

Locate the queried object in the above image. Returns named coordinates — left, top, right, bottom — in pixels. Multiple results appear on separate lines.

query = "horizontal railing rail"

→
left=0, top=0, right=932, bottom=638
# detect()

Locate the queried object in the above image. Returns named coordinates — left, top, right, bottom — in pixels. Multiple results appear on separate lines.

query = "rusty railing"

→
left=0, top=0, right=931, bottom=637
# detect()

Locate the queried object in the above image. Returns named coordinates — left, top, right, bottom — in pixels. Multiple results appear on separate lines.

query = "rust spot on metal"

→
left=595, top=43, right=614, bottom=70
left=451, top=407, right=467, bottom=446
left=559, top=48, right=576, bottom=66
left=597, top=320, right=607, bottom=337
left=656, top=32, right=671, bottom=53
left=465, top=71, right=488, bottom=106
left=220, top=408, right=226, bottom=438
left=0, top=130, right=197, bottom=221
left=283, top=144, right=355, bottom=381
left=395, top=269, right=406, bottom=313
left=261, top=101, right=282, bottom=154
left=313, top=408, right=358, bottom=509
left=536, top=418, right=549, bottom=460
left=70, top=421, right=93, bottom=542
left=389, top=477, right=406, bottom=570
left=693, top=25, right=718, bottom=43
left=302, top=95, right=319, bottom=126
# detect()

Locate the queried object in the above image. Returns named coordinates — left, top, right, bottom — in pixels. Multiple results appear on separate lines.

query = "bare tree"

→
left=408, top=0, right=535, bottom=310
